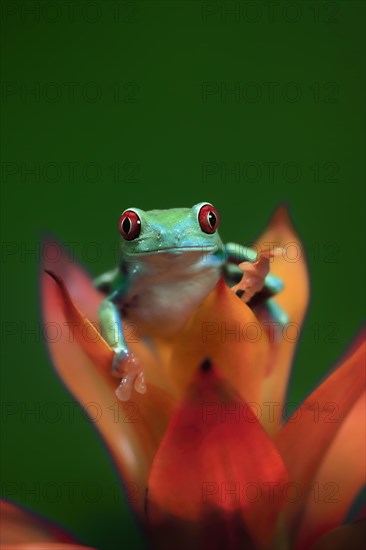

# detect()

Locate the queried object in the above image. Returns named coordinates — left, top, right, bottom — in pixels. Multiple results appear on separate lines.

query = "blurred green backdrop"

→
left=1, top=1, right=365, bottom=549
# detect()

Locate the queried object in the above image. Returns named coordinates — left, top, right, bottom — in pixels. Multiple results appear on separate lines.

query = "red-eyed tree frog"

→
left=94, top=202, right=287, bottom=400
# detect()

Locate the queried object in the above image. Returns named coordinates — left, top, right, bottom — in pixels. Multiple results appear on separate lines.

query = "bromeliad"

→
left=2, top=205, right=364, bottom=550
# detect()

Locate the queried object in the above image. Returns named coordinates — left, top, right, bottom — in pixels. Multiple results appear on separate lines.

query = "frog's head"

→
left=118, top=202, right=223, bottom=256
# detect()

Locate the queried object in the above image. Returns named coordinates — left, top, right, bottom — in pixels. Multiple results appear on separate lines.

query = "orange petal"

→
left=295, top=392, right=365, bottom=549
left=309, top=520, right=366, bottom=550
left=147, top=361, right=289, bottom=549
left=274, top=331, right=366, bottom=547
left=42, top=240, right=174, bottom=396
left=41, top=269, right=175, bottom=515
left=254, top=206, right=310, bottom=434
left=0, top=500, right=93, bottom=549
left=166, top=279, right=269, bottom=406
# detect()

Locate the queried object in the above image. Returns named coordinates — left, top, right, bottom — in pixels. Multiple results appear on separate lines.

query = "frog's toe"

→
left=115, top=371, right=139, bottom=401
left=133, top=371, right=147, bottom=395
left=112, top=348, right=144, bottom=401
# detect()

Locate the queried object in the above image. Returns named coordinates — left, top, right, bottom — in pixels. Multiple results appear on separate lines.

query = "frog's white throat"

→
left=122, top=250, right=222, bottom=335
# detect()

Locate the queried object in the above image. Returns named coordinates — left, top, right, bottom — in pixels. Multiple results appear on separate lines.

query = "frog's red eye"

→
left=198, top=204, right=220, bottom=234
left=118, top=210, right=141, bottom=240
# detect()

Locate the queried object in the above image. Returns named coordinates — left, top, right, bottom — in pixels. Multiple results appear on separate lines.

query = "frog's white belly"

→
left=122, top=252, right=222, bottom=335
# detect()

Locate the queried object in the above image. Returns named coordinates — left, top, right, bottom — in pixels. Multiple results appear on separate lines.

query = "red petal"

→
left=4, top=546, right=95, bottom=550
left=42, top=239, right=103, bottom=324
left=0, top=500, right=93, bottom=548
left=295, top=392, right=365, bottom=549
left=147, top=362, right=289, bottom=549
left=274, top=331, right=366, bottom=547
left=309, top=520, right=366, bottom=550
left=41, top=266, right=175, bottom=515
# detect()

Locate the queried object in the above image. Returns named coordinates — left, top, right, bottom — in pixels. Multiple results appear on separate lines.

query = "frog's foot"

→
left=112, top=348, right=147, bottom=401
left=232, top=256, right=270, bottom=303
left=232, top=248, right=283, bottom=303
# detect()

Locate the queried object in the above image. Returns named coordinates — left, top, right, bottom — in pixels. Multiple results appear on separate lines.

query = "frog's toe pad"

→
left=115, top=372, right=145, bottom=401
left=112, top=349, right=145, bottom=401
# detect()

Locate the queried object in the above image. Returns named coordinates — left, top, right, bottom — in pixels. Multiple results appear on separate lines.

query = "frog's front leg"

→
left=223, top=242, right=288, bottom=325
left=223, top=242, right=284, bottom=297
left=222, top=242, right=263, bottom=292
left=99, top=293, right=146, bottom=401
left=223, top=242, right=258, bottom=264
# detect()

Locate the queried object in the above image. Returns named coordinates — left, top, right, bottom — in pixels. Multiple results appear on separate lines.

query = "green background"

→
left=1, top=1, right=364, bottom=548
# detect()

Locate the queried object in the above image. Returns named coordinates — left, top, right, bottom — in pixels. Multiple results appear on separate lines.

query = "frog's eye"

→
left=198, top=204, right=220, bottom=234
left=118, top=210, right=141, bottom=240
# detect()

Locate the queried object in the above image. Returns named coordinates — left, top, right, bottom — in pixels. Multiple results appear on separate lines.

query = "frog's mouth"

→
left=125, top=245, right=218, bottom=256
